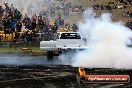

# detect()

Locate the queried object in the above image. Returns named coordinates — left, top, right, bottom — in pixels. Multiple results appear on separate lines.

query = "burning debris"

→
left=77, top=66, right=130, bottom=84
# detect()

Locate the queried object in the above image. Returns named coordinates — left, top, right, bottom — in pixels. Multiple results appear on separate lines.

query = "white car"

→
left=40, top=32, right=88, bottom=57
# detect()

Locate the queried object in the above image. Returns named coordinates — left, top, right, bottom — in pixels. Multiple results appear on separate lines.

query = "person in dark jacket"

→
left=16, top=21, right=22, bottom=32
left=31, top=20, right=36, bottom=30
left=0, top=6, right=4, bottom=17
left=52, top=24, right=58, bottom=33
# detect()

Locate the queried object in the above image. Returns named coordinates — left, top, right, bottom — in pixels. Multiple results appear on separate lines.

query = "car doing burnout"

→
left=40, top=32, right=88, bottom=57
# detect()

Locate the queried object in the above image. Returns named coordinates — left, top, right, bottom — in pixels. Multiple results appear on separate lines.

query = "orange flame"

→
left=78, top=66, right=86, bottom=76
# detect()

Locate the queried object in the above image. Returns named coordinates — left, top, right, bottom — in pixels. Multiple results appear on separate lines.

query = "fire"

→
left=77, top=67, right=130, bottom=83
left=78, top=66, right=86, bottom=76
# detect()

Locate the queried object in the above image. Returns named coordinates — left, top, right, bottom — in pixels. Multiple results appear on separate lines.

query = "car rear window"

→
left=60, top=33, right=81, bottom=39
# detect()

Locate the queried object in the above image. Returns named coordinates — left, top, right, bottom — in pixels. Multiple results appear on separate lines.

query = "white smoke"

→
left=0, top=53, right=60, bottom=65
left=1, top=0, right=54, bottom=15
left=60, top=9, right=132, bottom=69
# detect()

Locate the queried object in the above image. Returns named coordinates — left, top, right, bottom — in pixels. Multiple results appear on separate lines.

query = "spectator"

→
left=25, top=18, right=31, bottom=30
left=0, top=6, right=4, bottom=17
left=72, top=24, right=78, bottom=32
left=126, top=21, right=132, bottom=30
left=50, top=7, right=55, bottom=17
left=4, top=3, right=10, bottom=14
left=31, top=20, right=36, bottom=30
left=0, top=19, right=3, bottom=31
left=10, top=4, right=15, bottom=13
left=16, top=21, right=22, bottom=32
left=52, top=24, right=58, bottom=33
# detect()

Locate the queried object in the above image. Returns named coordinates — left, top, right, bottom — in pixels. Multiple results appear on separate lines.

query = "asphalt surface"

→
left=0, top=53, right=131, bottom=88
left=0, top=65, right=131, bottom=88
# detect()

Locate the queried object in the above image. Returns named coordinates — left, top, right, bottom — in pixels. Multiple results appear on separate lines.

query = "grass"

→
left=67, top=0, right=132, bottom=24
left=0, top=47, right=41, bottom=52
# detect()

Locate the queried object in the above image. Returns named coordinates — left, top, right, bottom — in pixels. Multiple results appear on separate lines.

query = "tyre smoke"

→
left=60, top=9, right=132, bottom=69
left=0, top=53, right=60, bottom=65
left=1, top=0, right=54, bottom=16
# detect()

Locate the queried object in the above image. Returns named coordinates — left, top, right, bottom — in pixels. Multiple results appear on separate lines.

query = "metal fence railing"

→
left=0, top=32, right=55, bottom=46
left=0, top=42, right=40, bottom=48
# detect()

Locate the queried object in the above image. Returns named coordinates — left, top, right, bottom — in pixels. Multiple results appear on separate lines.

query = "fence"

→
left=0, top=42, right=40, bottom=48
left=0, top=32, right=55, bottom=48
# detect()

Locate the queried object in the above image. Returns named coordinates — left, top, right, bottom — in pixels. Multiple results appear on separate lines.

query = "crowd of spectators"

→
left=0, top=2, right=79, bottom=43
left=50, top=1, right=83, bottom=18
left=93, top=4, right=112, bottom=10
left=92, top=1, right=128, bottom=11
left=117, top=0, right=132, bottom=5
left=126, top=21, right=132, bottom=30
left=122, top=11, right=132, bottom=18
left=91, top=0, right=132, bottom=30
left=0, top=0, right=131, bottom=44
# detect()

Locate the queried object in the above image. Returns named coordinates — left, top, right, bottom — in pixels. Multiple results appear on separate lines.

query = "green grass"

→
left=0, top=47, right=41, bottom=52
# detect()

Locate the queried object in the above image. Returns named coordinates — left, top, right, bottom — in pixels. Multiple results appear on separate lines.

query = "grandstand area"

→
left=0, top=0, right=132, bottom=51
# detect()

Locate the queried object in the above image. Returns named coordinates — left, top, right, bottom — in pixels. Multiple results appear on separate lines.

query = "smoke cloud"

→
left=0, top=53, right=60, bottom=65
left=1, top=0, right=54, bottom=15
left=59, top=9, right=132, bottom=69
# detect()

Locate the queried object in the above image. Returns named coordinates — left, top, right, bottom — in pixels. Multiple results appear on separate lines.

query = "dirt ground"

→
left=0, top=65, right=131, bottom=88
